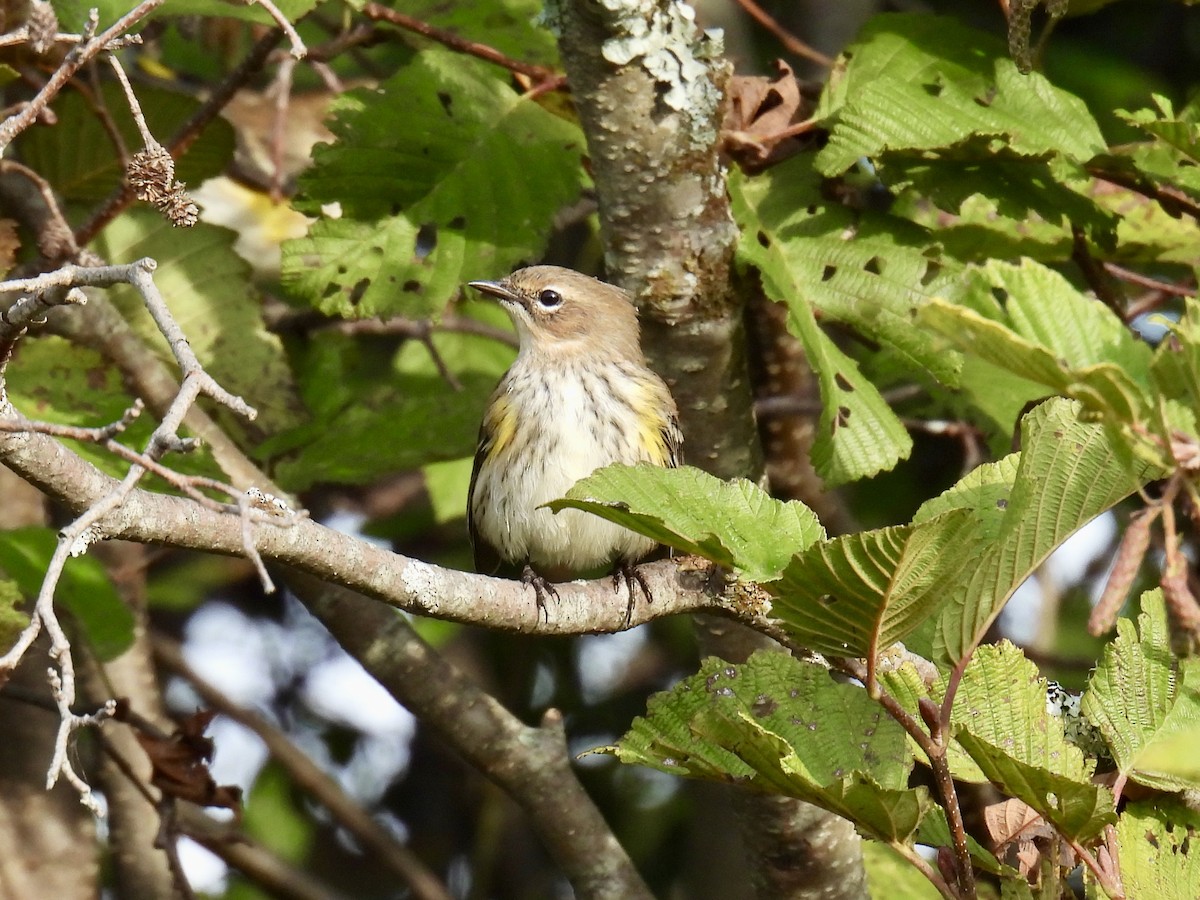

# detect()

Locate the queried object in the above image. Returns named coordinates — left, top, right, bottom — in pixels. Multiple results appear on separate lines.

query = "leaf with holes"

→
left=732, top=157, right=959, bottom=384
left=816, top=14, right=1105, bottom=175
left=1117, top=802, right=1200, bottom=900
left=731, top=162, right=917, bottom=486
left=282, top=48, right=587, bottom=319
left=599, top=651, right=926, bottom=843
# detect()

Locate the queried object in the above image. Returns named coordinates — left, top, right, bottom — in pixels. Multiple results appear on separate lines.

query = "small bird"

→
left=466, top=266, right=683, bottom=623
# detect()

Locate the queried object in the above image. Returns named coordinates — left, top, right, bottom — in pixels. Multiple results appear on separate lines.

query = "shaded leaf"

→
left=282, top=48, right=587, bottom=319
left=261, top=329, right=512, bottom=490
left=949, top=643, right=1113, bottom=842
left=0, top=576, right=29, bottom=649
left=93, top=210, right=305, bottom=442
left=0, top=528, right=134, bottom=661
left=19, top=82, right=233, bottom=202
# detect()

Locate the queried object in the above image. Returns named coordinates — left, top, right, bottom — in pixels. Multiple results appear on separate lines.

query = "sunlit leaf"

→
left=1082, top=590, right=1200, bottom=792
left=550, top=464, right=824, bottom=583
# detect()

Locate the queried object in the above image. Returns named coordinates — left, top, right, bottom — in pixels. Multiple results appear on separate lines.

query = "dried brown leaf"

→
left=134, top=709, right=243, bottom=812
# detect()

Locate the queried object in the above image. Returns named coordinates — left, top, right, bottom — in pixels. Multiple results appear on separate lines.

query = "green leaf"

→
left=732, top=159, right=959, bottom=383
left=55, top=0, right=318, bottom=29
left=922, top=259, right=1157, bottom=429
left=261, top=329, right=512, bottom=490
left=405, top=0, right=559, bottom=66
left=1083, top=590, right=1200, bottom=791
left=886, top=145, right=1117, bottom=256
left=930, top=398, right=1156, bottom=662
left=282, top=48, right=588, bottom=319
left=93, top=210, right=305, bottom=442
left=950, top=643, right=1114, bottom=842
left=244, top=762, right=313, bottom=864
left=548, top=464, right=824, bottom=583
left=603, top=652, right=925, bottom=843
left=816, top=14, right=1105, bottom=175
left=5, top=335, right=219, bottom=483
left=769, top=510, right=981, bottom=659
left=0, top=576, right=29, bottom=648
left=1152, top=296, right=1200, bottom=426
left=862, top=843, right=943, bottom=900
left=1117, top=801, right=1200, bottom=900
left=19, top=81, right=233, bottom=203
left=423, top=457, right=475, bottom=525
left=731, top=161, right=917, bottom=486
left=1119, top=95, right=1200, bottom=164
left=915, top=809, right=1008, bottom=877
left=0, top=528, right=134, bottom=661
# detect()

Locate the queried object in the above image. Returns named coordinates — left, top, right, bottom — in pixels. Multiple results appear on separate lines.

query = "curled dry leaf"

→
left=983, top=798, right=1074, bottom=880
left=721, top=60, right=816, bottom=173
left=133, top=709, right=243, bottom=813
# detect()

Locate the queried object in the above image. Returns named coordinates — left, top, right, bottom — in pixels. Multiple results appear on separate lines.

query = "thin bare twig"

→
left=252, top=0, right=307, bottom=58
left=361, top=3, right=559, bottom=84
left=1104, top=262, right=1195, bottom=300
left=1087, top=161, right=1200, bottom=223
left=0, top=258, right=263, bottom=810
left=153, top=637, right=454, bottom=900
left=730, top=0, right=835, bottom=68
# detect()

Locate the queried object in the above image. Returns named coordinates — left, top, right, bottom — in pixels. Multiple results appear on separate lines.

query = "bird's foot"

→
left=612, top=561, right=653, bottom=627
left=521, top=564, right=560, bottom=623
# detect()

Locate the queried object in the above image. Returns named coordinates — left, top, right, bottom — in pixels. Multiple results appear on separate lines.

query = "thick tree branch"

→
left=0, top=422, right=729, bottom=634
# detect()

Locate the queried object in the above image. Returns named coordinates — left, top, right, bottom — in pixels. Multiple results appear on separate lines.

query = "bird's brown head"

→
left=468, top=266, right=642, bottom=361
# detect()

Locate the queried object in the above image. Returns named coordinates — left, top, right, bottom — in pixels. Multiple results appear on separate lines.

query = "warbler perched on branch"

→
left=467, top=266, right=683, bottom=623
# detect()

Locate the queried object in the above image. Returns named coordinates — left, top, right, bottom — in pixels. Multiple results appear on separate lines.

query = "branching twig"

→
left=0, top=258, right=264, bottom=810
left=74, top=28, right=286, bottom=246
left=0, top=0, right=167, bottom=151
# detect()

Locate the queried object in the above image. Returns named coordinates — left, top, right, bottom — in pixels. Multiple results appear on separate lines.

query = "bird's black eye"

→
left=537, top=289, right=563, bottom=309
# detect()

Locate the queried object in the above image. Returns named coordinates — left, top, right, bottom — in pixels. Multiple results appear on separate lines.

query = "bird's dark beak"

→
left=468, top=280, right=519, bottom=303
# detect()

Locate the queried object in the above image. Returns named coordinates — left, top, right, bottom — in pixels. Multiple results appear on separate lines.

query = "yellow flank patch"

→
left=632, top=384, right=671, bottom=465
left=486, top=395, right=518, bottom=458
